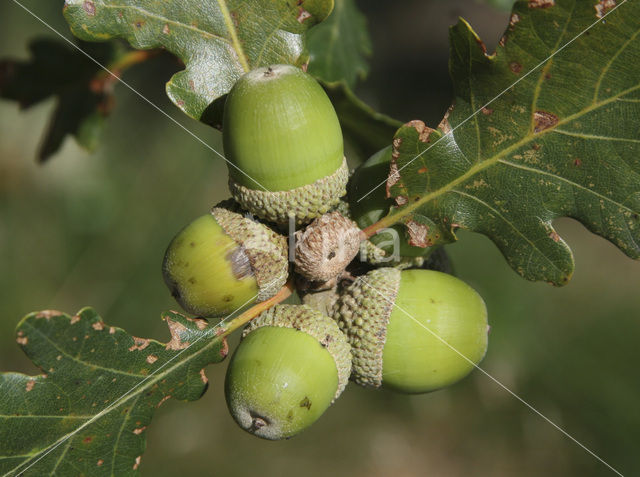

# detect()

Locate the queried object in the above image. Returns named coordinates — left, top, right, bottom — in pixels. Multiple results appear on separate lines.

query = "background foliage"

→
left=0, top=0, right=638, bottom=476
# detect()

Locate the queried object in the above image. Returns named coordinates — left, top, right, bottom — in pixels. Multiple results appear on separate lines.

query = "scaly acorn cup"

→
left=348, top=146, right=433, bottom=259
left=223, top=64, right=348, bottom=226
left=162, top=205, right=288, bottom=317
left=225, top=304, right=352, bottom=440
left=333, top=268, right=488, bottom=394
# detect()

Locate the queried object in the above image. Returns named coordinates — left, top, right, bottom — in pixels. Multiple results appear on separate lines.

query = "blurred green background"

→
left=1, top=1, right=639, bottom=476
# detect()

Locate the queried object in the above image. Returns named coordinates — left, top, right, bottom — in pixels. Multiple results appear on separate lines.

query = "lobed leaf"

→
left=0, top=308, right=227, bottom=476
left=63, top=0, right=334, bottom=120
left=384, top=0, right=640, bottom=285
left=0, top=38, right=127, bottom=162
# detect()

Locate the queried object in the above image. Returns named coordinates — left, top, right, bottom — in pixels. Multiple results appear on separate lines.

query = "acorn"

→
left=333, top=268, right=488, bottom=393
left=223, top=64, right=348, bottom=226
left=162, top=206, right=288, bottom=317
left=348, top=146, right=432, bottom=259
left=225, top=304, right=351, bottom=440
left=294, top=211, right=363, bottom=287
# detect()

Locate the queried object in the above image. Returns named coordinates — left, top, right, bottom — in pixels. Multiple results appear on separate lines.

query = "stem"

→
left=362, top=216, right=399, bottom=239
left=218, top=281, right=295, bottom=338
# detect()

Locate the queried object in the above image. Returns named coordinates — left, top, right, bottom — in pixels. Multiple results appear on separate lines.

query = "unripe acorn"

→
left=348, top=146, right=431, bottom=258
left=162, top=205, right=288, bottom=317
left=225, top=304, right=351, bottom=440
left=333, top=268, right=488, bottom=393
left=223, top=64, right=348, bottom=226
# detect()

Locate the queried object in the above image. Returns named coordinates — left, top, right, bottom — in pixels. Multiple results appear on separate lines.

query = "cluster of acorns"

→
left=162, top=65, right=489, bottom=440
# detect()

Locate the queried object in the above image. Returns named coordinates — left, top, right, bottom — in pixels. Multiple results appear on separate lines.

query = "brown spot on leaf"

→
left=528, top=0, right=554, bottom=8
left=134, top=20, right=145, bottom=28
left=157, top=396, right=171, bottom=408
left=83, top=437, right=93, bottom=444
left=133, top=426, right=147, bottom=435
left=533, top=111, right=559, bottom=133
left=162, top=24, right=170, bottom=34
left=418, top=167, right=428, bottom=174
left=25, top=380, right=35, bottom=392
left=481, top=107, right=494, bottom=115
left=509, top=13, right=521, bottom=27
left=549, top=231, right=561, bottom=242
left=595, top=0, right=616, bottom=18
left=16, top=336, right=28, bottom=345
left=438, top=106, right=454, bottom=134
left=177, top=100, right=185, bottom=108
left=92, top=321, right=104, bottom=331
left=386, top=157, right=401, bottom=194
left=70, top=315, right=81, bottom=325
left=109, top=327, right=116, bottom=334
left=573, top=158, right=582, bottom=166
left=36, top=310, right=62, bottom=320
left=97, top=460, right=104, bottom=466
left=83, top=0, right=96, bottom=16
left=405, top=221, right=429, bottom=248
left=297, top=8, right=312, bottom=23
left=509, top=62, right=522, bottom=74
left=129, top=337, right=150, bottom=352
left=220, top=338, right=229, bottom=358
left=165, top=318, right=190, bottom=350
left=475, top=37, right=488, bottom=54
left=133, top=456, right=142, bottom=471
left=186, top=316, right=208, bottom=330
left=532, top=143, right=541, bottom=150
left=146, top=355, right=158, bottom=364
left=395, top=196, right=408, bottom=206
left=200, top=369, right=208, bottom=384
left=407, top=120, right=434, bottom=143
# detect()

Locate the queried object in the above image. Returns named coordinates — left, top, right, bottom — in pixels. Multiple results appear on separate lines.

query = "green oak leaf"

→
left=63, top=0, right=334, bottom=120
left=307, top=0, right=371, bottom=88
left=0, top=308, right=228, bottom=476
left=0, top=38, right=127, bottom=162
left=322, top=80, right=402, bottom=160
left=384, top=0, right=640, bottom=285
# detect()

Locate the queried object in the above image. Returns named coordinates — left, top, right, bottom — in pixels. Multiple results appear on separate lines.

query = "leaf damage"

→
left=595, top=0, right=617, bottom=18
left=533, top=111, right=559, bottom=133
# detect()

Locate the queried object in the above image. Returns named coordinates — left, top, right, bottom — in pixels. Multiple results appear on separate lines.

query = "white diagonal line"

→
left=357, top=0, right=631, bottom=203
left=8, top=0, right=270, bottom=192
left=4, top=272, right=289, bottom=477
left=357, top=275, right=624, bottom=477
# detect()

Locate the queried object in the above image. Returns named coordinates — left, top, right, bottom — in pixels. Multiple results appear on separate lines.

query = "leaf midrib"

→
left=383, top=81, right=640, bottom=229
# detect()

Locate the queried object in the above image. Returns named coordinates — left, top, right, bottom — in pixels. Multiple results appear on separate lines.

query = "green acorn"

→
left=223, top=64, right=348, bottom=226
left=162, top=206, right=288, bottom=317
left=225, top=304, right=351, bottom=440
left=348, top=146, right=432, bottom=259
left=333, top=268, right=488, bottom=393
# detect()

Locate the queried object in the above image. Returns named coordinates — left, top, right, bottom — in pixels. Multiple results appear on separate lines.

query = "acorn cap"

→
left=333, top=268, right=489, bottom=393
left=229, top=157, right=349, bottom=226
left=243, top=304, right=352, bottom=400
left=294, top=211, right=363, bottom=285
left=223, top=64, right=347, bottom=226
left=332, top=268, right=401, bottom=387
left=211, top=206, right=289, bottom=302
